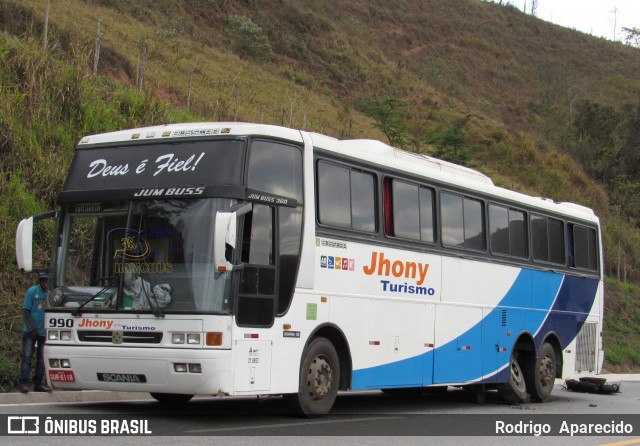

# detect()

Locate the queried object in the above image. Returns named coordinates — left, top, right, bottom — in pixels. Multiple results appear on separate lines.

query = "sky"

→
left=495, top=1, right=640, bottom=42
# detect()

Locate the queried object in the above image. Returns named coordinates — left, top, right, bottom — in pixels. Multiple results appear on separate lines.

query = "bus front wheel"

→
left=285, top=337, right=339, bottom=417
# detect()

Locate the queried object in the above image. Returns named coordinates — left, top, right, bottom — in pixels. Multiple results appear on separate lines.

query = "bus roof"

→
left=76, top=122, right=598, bottom=224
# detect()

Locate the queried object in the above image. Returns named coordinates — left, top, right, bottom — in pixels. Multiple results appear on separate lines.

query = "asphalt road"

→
left=1, top=376, right=639, bottom=445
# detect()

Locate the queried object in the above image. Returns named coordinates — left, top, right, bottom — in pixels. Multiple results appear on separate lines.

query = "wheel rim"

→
left=539, top=354, right=555, bottom=387
left=510, top=357, right=526, bottom=394
left=307, top=354, right=333, bottom=401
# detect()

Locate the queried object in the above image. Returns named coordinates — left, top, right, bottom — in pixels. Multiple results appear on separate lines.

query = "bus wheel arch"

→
left=308, top=324, right=352, bottom=391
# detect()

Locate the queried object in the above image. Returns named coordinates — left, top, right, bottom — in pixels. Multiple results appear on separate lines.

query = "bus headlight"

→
left=172, top=333, right=185, bottom=344
left=48, top=330, right=59, bottom=341
left=174, top=363, right=188, bottom=373
left=187, top=334, right=200, bottom=345
left=60, top=331, right=72, bottom=341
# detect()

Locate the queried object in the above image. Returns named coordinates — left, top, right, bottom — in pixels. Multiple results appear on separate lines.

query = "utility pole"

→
left=93, top=19, right=103, bottom=75
left=43, top=0, right=50, bottom=50
left=187, top=56, right=198, bottom=111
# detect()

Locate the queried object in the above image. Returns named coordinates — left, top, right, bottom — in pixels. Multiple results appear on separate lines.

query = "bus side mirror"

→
left=16, top=211, right=57, bottom=273
left=214, top=203, right=252, bottom=272
left=16, top=217, right=34, bottom=272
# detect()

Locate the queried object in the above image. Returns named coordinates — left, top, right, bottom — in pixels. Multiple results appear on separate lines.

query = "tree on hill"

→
left=622, top=27, right=640, bottom=48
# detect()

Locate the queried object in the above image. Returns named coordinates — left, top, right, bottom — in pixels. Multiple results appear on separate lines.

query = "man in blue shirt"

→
left=19, top=273, right=52, bottom=393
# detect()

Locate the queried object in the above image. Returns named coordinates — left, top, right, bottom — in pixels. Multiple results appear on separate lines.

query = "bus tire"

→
left=149, top=392, right=193, bottom=404
left=498, top=353, right=527, bottom=404
left=285, top=337, right=339, bottom=417
left=527, top=342, right=556, bottom=402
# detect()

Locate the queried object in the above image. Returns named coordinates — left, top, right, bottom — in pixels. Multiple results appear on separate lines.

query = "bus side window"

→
left=571, top=224, right=598, bottom=270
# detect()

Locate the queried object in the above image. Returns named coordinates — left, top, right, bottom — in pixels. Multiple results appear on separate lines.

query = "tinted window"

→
left=351, top=170, right=376, bottom=232
left=489, top=205, right=509, bottom=255
left=317, top=162, right=351, bottom=227
left=387, top=179, right=435, bottom=242
left=248, top=140, right=303, bottom=203
left=317, top=161, right=376, bottom=233
left=531, top=214, right=548, bottom=261
left=392, top=180, right=420, bottom=239
left=509, top=210, right=527, bottom=258
left=490, top=204, right=527, bottom=258
left=278, top=207, right=303, bottom=314
left=464, top=198, right=484, bottom=250
left=419, top=187, right=435, bottom=242
left=532, top=214, right=564, bottom=264
left=548, top=218, right=564, bottom=264
left=441, top=193, right=464, bottom=247
left=572, top=225, right=598, bottom=270
left=241, top=205, right=274, bottom=265
left=441, top=192, right=484, bottom=250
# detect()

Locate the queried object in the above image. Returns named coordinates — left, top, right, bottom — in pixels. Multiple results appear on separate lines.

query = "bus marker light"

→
left=321, top=296, right=328, bottom=303
left=369, top=341, right=380, bottom=346
left=460, top=346, right=472, bottom=351
left=425, top=343, right=434, bottom=348
left=206, top=332, right=223, bottom=346
left=244, top=334, right=259, bottom=339
left=283, top=323, right=292, bottom=330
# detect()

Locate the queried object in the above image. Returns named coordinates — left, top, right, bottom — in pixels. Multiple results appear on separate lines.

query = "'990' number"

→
left=49, top=318, right=74, bottom=328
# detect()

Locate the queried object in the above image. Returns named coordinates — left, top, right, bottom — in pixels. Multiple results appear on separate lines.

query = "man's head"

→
left=38, top=273, right=48, bottom=291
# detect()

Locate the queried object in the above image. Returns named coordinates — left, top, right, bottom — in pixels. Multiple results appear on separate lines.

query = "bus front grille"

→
left=77, top=330, right=163, bottom=344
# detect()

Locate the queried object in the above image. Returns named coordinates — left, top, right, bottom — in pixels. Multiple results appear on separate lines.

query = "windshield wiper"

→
left=143, top=284, right=165, bottom=318
left=72, top=281, right=115, bottom=317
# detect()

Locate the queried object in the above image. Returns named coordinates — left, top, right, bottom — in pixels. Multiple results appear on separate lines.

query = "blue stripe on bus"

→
left=351, top=268, right=599, bottom=390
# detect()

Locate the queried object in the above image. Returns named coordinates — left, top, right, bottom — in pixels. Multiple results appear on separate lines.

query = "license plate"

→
left=49, top=370, right=75, bottom=382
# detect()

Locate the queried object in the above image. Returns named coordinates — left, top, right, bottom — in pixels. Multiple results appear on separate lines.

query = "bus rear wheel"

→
left=526, top=342, right=556, bottom=402
left=285, top=337, right=339, bottom=417
left=150, top=392, right=194, bottom=404
left=498, top=353, right=527, bottom=404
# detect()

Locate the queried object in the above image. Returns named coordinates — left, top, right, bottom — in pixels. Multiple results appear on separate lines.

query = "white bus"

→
left=16, top=123, right=603, bottom=416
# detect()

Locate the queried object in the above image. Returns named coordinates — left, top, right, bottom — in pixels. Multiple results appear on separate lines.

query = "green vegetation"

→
left=227, top=15, right=273, bottom=62
left=603, top=279, right=640, bottom=371
left=1, top=0, right=639, bottom=388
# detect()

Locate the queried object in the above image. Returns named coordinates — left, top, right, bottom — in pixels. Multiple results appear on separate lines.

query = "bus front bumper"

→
left=45, top=345, right=233, bottom=395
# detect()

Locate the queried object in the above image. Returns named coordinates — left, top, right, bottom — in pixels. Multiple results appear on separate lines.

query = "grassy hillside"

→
left=1, top=0, right=639, bottom=388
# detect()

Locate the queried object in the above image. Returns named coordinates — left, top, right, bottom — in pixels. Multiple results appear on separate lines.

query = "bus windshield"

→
left=52, top=198, right=235, bottom=314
